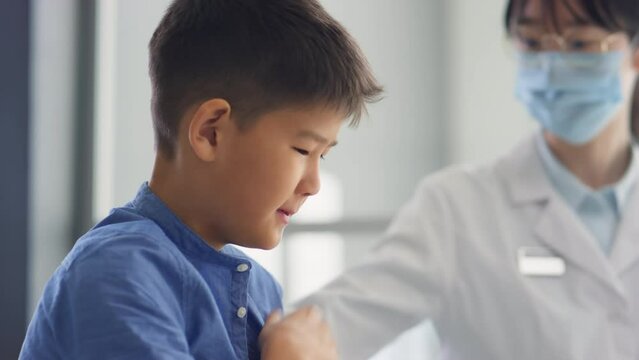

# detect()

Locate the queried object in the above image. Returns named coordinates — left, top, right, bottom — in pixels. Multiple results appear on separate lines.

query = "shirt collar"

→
left=535, top=132, right=639, bottom=212
left=128, top=182, right=248, bottom=266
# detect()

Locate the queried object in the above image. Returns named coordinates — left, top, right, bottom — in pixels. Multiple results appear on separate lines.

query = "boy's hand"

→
left=259, top=306, right=338, bottom=360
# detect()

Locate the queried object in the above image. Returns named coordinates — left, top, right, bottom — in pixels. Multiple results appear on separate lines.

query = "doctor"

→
left=299, top=0, right=639, bottom=359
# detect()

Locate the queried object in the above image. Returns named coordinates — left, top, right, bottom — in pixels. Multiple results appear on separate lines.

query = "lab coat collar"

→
left=497, top=133, right=553, bottom=205
left=497, top=133, right=630, bottom=303
left=535, top=132, right=639, bottom=214
left=500, top=131, right=639, bottom=209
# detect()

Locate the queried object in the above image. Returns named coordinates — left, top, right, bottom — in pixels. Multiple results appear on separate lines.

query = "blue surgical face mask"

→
left=515, top=51, right=624, bottom=144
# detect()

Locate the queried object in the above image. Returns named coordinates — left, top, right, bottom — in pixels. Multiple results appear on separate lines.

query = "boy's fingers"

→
left=264, top=310, right=283, bottom=326
left=307, top=305, right=323, bottom=322
left=259, top=306, right=337, bottom=360
left=291, top=305, right=323, bottom=322
left=259, top=310, right=282, bottom=350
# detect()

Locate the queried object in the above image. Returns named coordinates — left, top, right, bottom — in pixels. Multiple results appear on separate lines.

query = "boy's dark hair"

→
left=149, top=0, right=383, bottom=158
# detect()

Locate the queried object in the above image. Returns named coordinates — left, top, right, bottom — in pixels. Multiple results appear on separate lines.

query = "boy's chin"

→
left=258, top=243, right=279, bottom=251
left=258, top=234, right=282, bottom=250
left=242, top=231, right=282, bottom=250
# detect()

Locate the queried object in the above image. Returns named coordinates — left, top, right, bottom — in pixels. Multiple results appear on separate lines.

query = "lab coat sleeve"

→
left=297, top=176, right=456, bottom=360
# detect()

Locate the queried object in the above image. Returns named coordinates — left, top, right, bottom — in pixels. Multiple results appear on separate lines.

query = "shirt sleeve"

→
left=40, top=234, right=195, bottom=360
left=295, top=176, right=457, bottom=360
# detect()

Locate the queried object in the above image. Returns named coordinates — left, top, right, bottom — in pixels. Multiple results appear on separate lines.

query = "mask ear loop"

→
left=631, top=34, right=639, bottom=142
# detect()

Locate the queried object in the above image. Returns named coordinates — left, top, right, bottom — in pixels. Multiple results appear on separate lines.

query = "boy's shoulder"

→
left=53, top=205, right=282, bottom=310
left=64, top=206, right=282, bottom=297
left=58, top=206, right=188, bottom=284
left=27, top=205, right=282, bottom=359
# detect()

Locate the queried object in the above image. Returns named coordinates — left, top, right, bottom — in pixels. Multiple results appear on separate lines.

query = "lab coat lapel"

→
left=609, top=185, right=639, bottom=276
left=533, top=197, right=624, bottom=296
left=500, top=134, right=626, bottom=298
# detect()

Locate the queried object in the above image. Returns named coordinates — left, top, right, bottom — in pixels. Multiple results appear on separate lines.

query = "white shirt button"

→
left=236, top=263, right=250, bottom=272
left=237, top=307, right=247, bottom=319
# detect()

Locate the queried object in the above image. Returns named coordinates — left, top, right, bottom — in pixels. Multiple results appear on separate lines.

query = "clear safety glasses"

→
left=501, top=26, right=637, bottom=70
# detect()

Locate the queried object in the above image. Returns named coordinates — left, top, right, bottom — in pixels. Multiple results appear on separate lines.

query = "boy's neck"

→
left=149, top=154, right=227, bottom=251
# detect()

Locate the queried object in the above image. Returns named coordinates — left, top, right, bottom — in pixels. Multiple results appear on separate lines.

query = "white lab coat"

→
left=299, top=134, right=639, bottom=360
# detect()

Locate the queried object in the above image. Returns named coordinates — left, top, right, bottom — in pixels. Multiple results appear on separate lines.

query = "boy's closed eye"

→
left=293, top=147, right=310, bottom=156
left=292, top=147, right=327, bottom=160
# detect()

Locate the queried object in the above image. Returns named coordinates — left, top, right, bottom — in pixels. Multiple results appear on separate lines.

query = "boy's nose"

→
left=298, top=164, right=321, bottom=197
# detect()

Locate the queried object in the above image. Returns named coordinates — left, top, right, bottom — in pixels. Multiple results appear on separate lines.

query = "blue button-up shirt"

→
left=536, top=134, right=639, bottom=254
left=20, top=183, right=283, bottom=360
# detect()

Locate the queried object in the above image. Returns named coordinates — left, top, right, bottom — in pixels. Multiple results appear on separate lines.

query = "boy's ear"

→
left=187, top=98, right=233, bottom=162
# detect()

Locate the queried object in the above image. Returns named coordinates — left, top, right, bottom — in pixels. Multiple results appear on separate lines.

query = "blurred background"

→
left=0, top=0, right=536, bottom=358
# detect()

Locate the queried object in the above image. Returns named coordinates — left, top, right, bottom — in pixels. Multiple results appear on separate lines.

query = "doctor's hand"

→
left=259, top=306, right=338, bottom=360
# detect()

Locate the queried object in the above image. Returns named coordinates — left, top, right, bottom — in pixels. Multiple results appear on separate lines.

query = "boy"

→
left=20, top=0, right=382, bottom=359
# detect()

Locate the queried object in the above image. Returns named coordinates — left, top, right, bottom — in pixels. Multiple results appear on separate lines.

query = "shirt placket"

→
left=229, top=261, right=252, bottom=359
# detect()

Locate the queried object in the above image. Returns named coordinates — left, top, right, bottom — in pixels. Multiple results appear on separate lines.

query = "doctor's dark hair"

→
left=149, top=0, right=383, bottom=158
left=504, top=0, right=639, bottom=39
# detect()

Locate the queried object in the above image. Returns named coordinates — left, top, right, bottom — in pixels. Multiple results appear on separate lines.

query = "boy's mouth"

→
left=276, top=208, right=295, bottom=224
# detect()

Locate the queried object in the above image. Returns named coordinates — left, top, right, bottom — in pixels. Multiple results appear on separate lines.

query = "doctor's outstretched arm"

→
left=296, top=175, right=457, bottom=360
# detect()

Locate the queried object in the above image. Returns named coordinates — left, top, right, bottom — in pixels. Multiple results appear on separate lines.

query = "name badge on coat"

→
left=517, top=247, right=566, bottom=277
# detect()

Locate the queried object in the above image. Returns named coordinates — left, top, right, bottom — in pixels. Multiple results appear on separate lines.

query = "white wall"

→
left=94, top=0, right=446, bottom=219
left=28, top=0, right=78, bottom=316
left=445, top=0, right=536, bottom=164
left=318, top=0, right=448, bottom=217
left=97, top=0, right=541, bottom=220
left=27, top=0, right=543, bottom=357
left=93, top=2, right=448, bottom=359
left=94, top=0, right=165, bottom=218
